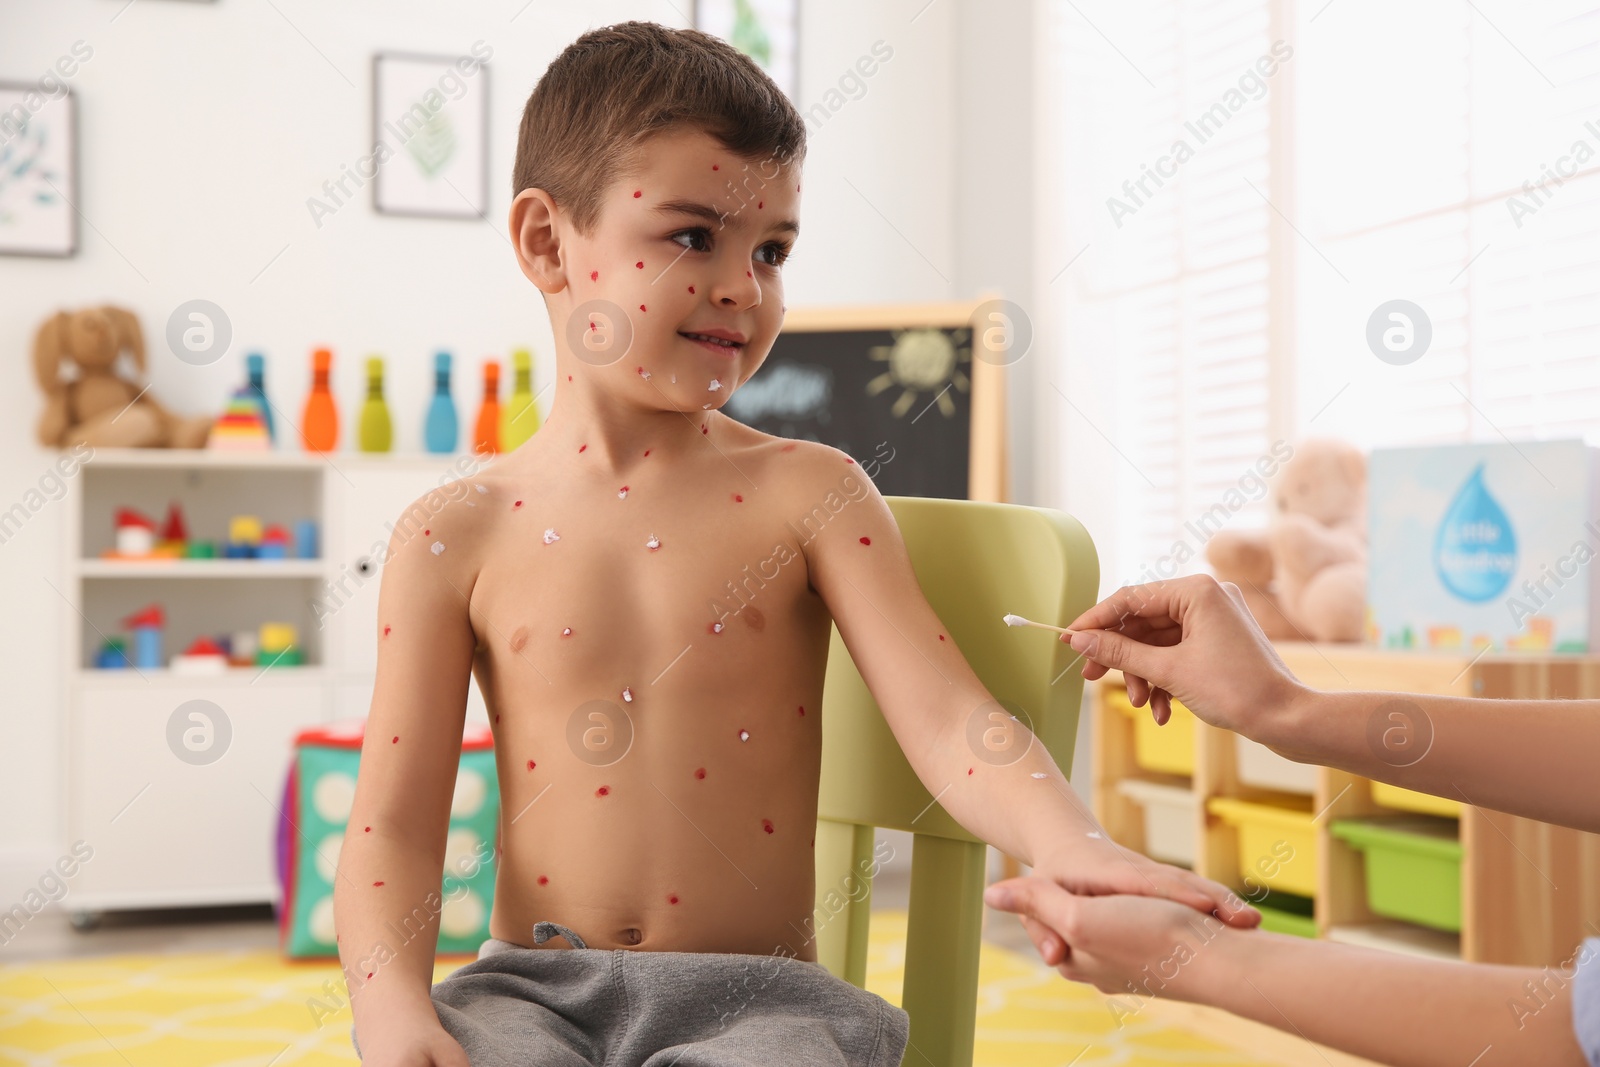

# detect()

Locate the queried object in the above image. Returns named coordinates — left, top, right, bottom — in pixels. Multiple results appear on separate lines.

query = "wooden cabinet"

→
left=1092, top=643, right=1600, bottom=967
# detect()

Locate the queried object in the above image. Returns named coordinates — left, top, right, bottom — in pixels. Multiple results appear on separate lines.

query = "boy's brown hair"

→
left=513, top=21, right=807, bottom=235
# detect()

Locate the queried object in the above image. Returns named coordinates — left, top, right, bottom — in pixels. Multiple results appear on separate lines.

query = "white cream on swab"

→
left=1002, top=613, right=1077, bottom=635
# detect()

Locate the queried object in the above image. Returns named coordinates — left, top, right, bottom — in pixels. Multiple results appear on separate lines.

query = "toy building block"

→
left=208, top=386, right=273, bottom=451
left=121, top=603, right=166, bottom=670
left=257, top=621, right=302, bottom=666
left=259, top=524, right=291, bottom=560
left=113, top=507, right=156, bottom=557
left=171, top=636, right=230, bottom=675
left=226, top=515, right=263, bottom=559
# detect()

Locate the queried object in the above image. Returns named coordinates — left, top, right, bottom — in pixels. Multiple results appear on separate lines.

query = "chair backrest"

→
left=812, top=496, right=1099, bottom=1067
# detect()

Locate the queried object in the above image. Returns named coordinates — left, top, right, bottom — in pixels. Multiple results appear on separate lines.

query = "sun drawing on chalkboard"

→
left=865, top=328, right=971, bottom=419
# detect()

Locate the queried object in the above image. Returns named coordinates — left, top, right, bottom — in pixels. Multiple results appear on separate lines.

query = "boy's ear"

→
left=509, top=188, right=567, bottom=295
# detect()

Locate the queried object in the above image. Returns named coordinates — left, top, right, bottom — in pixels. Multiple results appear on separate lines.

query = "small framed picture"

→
left=372, top=51, right=490, bottom=220
left=693, top=0, right=799, bottom=101
left=0, top=82, right=78, bottom=257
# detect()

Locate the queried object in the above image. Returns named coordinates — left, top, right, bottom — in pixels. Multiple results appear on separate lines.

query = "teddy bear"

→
left=33, top=305, right=213, bottom=449
left=1206, top=438, right=1368, bottom=643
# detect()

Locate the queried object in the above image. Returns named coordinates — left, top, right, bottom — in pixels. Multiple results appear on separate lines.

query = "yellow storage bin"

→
left=1207, top=795, right=1319, bottom=897
left=1371, top=782, right=1463, bottom=818
left=1107, top=685, right=1196, bottom=777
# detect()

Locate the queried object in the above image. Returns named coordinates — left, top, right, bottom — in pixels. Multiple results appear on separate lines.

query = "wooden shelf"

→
left=76, top=559, right=326, bottom=578
left=1092, top=644, right=1600, bottom=968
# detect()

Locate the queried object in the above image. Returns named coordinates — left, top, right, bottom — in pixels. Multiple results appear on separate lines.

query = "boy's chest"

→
left=469, top=470, right=828, bottom=695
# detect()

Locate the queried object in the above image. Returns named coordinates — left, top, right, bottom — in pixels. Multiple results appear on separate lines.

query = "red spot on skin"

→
left=527, top=759, right=536, bottom=771
left=538, top=875, right=549, bottom=886
left=859, top=537, right=872, bottom=546
left=364, top=826, right=371, bottom=832
left=713, top=164, right=720, bottom=170
left=367, top=972, right=373, bottom=979
left=423, top=528, right=430, bottom=536
left=636, top=261, right=644, bottom=269
left=688, top=285, right=695, bottom=294
left=494, top=714, right=500, bottom=723
left=621, top=485, right=630, bottom=494
left=514, top=500, right=523, bottom=508
left=383, top=625, right=391, bottom=637
left=798, top=705, right=805, bottom=716
left=567, top=375, right=573, bottom=381
left=762, top=819, right=775, bottom=834
left=643, top=449, right=651, bottom=457
left=733, top=493, right=743, bottom=502
left=781, top=443, right=797, bottom=452
left=579, top=444, right=587, bottom=453
left=597, top=785, right=610, bottom=797
left=374, top=881, right=385, bottom=886
left=797, top=184, right=801, bottom=192
left=938, top=633, right=946, bottom=641
left=633, top=190, right=641, bottom=198
left=758, top=201, right=763, bottom=209
left=701, top=425, right=709, bottom=434
left=846, top=457, right=855, bottom=465
left=669, top=894, right=680, bottom=904
left=590, top=270, right=598, bottom=281
left=746, top=270, right=752, bottom=278
left=391, top=736, right=398, bottom=744
left=695, top=767, right=707, bottom=779
left=968, top=767, right=974, bottom=775
left=640, top=305, right=647, bottom=312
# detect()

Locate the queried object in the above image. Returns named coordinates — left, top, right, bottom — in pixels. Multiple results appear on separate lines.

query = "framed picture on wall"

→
left=371, top=51, right=489, bottom=220
left=0, top=83, right=77, bottom=257
left=693, top=0, right=799, bottom=101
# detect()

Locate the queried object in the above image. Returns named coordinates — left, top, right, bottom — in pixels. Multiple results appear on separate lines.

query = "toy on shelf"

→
left=293, top=518, right=319, bottom=560
left=184, top=540, right=217, bottom=559
left=159, top=502, right=187, bottom=548
left=94, top=637, right=130, bottom=669
left=258, top=622, right=302, bottom=666
left=208, top=386, right=273, bottom=451
left=302, top=348, right=339, bottom=453
left=425, top=351, right=459, bottom=454
left=114, top=507, right=156, bottom=557
left=246, top=352, right=276, bottom=444
left=501, top=348, right=540, bottom=451
left=226, top=515, right=263, bottom=559
left=277, top=719, right=499, bottom=958
left=229, top=629, right=258, bottom=667
left=121, top=603, right=165, bottom=669
left=171, top=636, right=230, bottom=675
left=358, top=355, right=393, bottom=453
left=259, top=524, right=291, bottom=560
left=33, top=305, right=213, bottom=449
left=474, top=359, right=501, bottom=454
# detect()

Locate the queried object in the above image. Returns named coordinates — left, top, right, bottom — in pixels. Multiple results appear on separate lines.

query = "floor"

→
left=0, top=868, right=1378, bottom=1067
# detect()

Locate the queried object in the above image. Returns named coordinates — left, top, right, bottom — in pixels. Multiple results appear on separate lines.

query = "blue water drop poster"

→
left=1432, top=463, right=1517, bottom=602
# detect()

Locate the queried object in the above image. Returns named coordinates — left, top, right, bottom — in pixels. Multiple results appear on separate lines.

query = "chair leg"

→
left=902, top=835, right=986, bottom=1067
left=812, top=820, right=876, bottom=986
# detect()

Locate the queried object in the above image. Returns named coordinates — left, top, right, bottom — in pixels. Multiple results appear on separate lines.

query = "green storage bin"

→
left=1252, top=889, right=1317, bottom=939
left=1330, top=816, right=1462, bottom=933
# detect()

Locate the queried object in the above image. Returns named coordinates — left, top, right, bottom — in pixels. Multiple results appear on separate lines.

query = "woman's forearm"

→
left=1269, top=689, right=1600, bottom=834
left=1194, top=927, right=1587, bottom=1067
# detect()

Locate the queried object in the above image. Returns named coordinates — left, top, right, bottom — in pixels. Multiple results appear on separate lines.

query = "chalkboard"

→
left=724, top=303, right=1008, bottom=501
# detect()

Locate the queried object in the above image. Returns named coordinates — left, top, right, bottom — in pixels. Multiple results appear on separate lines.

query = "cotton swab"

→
left=1002, top=613, right=1078, bottom=636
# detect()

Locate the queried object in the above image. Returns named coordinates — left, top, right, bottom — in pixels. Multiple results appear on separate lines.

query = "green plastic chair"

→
left=812, top=496, right=1100, bottom=1067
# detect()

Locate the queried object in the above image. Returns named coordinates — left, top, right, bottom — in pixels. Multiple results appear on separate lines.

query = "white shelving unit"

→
left=61, top=448, right=491, bottom=920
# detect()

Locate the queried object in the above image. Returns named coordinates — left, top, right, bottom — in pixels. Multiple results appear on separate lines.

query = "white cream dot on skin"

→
left=1031, top=772, right=1047, bottom=779
left=618, top=487, right=629, bottom=499
left=646, top=534, right=661, bottom=551
left=475, top=484, right=488, bottom=495
left=543, top=528, right=560, bottom=545
left=1087, top=831, right=1103, bottom=839
left=561, top=627, right=572, bottom=636
left=622, top=687, right=633, bottom=703
left=712, top=622, right=723, bottom=633
left=738, top=729, right=750, bottom=742
left=638, top=367, right=652, bottom=380
left=431, top=542, right=445, bottom=555
left=708, top=379, right=722, bottom=391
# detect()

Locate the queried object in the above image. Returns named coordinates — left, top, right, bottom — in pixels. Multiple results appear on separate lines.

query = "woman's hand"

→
left=1064, top=575, right=1314, bottom=754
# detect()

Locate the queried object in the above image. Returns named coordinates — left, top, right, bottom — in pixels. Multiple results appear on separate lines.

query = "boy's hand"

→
left=984, top=875, right=1240, bottom=1002
left=355, top=1014, right=469, bottom=1067
left=1017, top=836, right=1258, bottom=966
left=1064, top=575, right=1311, bottom=752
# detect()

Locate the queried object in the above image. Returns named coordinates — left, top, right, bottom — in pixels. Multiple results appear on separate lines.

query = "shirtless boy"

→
left=335, top=21, right=1256, bottom=1067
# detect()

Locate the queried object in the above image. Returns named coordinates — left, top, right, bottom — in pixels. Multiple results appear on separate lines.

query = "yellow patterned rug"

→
left=0, top=910, right=1281, bottom=1066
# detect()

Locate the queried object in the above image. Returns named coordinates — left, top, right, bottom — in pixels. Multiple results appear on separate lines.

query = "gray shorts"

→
left=354, top=919, right=910, bottom=1066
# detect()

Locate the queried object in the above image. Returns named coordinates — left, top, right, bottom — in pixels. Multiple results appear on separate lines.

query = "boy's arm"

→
left=986, top=880, right=1590, bottom=1067
left=335, top=488, right=479, bottom=1040
left=794, top=445, right=1253, bottom=926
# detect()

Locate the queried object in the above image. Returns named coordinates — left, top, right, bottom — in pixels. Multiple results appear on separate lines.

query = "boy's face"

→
left=521, top=127, right=802, bottom=409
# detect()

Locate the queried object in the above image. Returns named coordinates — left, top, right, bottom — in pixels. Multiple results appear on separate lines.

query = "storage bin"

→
left=1370, top=781, right=1464, bottom=818
left=1234, top=735, right=1318, bottom=794
left=1107, top=685, right=1196, bottom=776
left=1114, top=777, right=1198, bottom=866
left=1329, top=816, right=1462, bottom=933
left=1252, top=889, right=1317, bottom=939
left=1207, top=795, right=1319, bottom=897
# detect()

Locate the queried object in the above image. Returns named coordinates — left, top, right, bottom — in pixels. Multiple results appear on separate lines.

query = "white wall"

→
left=0, top=1, right=1040, bottom=896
